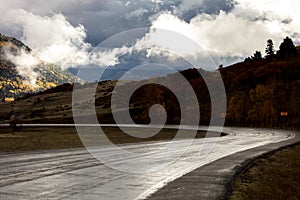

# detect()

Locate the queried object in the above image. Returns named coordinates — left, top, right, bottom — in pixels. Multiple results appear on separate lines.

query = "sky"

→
left=0, top=0, right=300, bottom=81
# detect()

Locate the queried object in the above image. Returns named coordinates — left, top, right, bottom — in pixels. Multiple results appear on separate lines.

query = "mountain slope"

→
left=0, top=33, right=79, bottom=102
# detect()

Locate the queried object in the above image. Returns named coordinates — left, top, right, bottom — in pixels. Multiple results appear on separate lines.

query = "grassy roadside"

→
left=229, top=142, right=300, bottom=200
left=0, top=127, right=83, bottom=152
left=0, top=126, right=220, bottom=152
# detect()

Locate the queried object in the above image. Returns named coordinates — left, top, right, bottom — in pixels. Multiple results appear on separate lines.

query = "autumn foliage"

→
left=126, top=39, right=300, bottom=128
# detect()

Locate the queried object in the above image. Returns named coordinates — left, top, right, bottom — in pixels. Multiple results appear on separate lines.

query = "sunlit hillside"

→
left=0, top=33, right=79, bottom=102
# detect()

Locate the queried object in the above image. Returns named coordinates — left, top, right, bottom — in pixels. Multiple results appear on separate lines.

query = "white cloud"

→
left=1, top=9, right=131, bottom=85
left=133, top=12, right=272, bottom=61
left=126, top=8, right=148, bottom=19
left=233, top=0, right=299, bottom=20
left=4, top=49, right=39, bottom=86
left=5, top=9, right=91, bottom=69
left=8, top=9, right=130, bottom=69
left=174, top=0, right=204, bottom=16
left=232, top=0, right=300, bottom=43
left=190, top=11, right=276, bottom=56
left=90, top=46, right=133, bottom=67
left=135, top=0, right=300, bottom=68
left=135, top=13, right=202, bottom=56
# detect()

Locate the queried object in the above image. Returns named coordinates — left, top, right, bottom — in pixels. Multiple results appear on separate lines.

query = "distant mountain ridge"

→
left=0, top=33, right=79, bottom=102
left=0, top=33, right=31, bottom=53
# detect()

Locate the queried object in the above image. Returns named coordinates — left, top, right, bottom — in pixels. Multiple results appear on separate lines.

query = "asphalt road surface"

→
left=0, top=126, right=296, bottom=200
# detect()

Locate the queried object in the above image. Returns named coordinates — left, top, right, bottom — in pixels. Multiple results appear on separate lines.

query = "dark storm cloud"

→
left=178, top=0, right=234, bottom=22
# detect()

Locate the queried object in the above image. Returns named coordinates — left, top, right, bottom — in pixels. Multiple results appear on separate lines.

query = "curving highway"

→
left=0, top=126, right=297, bottom=200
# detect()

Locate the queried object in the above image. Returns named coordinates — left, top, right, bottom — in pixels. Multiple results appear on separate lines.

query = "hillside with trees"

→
left=0, top=33, right=79, bottom=102
left=127, top=37, right=300, bottom=128
left=224, top=37, right=299, bottom=127
left=0, top=36, right=299, bottom=128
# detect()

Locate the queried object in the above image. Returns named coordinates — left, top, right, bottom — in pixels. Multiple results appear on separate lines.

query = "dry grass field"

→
left=230, top=143, right=300, bottom=200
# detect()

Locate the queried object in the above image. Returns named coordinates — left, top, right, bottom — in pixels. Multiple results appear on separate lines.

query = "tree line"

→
left=244, top=37, right=297, bottom=62
left=224, top=37, right=299, bottom=127
left=128, top=36, right=299, bottom=128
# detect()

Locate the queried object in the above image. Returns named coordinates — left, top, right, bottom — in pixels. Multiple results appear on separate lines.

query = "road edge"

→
left=223, top=138, right=300, bottom=200
left=147, top=129, right=300, bottom=200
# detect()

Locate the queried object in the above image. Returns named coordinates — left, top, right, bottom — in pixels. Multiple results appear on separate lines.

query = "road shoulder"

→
left=147, top=130, right=300, bottom=200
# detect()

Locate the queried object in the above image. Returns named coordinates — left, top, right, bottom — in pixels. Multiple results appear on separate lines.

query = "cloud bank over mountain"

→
left=0, top=0, right=299, bottom=75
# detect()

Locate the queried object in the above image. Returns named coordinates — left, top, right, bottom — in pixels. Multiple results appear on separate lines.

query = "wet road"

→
left=0, top=126, right=295, bottom=200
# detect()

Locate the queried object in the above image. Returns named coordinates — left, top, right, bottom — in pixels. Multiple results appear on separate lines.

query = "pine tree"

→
left=277, top=36, right=297, bottom=59
left=252, top=51, right=262, bottom=61
left=265, top=39, right=275, bottom=59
